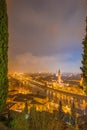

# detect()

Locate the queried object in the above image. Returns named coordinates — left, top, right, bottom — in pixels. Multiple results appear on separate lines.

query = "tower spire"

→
left=58, top=69, right=62, bottom=84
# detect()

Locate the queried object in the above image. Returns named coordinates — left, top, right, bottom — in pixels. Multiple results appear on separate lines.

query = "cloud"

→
left=8, top=52, right=81, bottom=73
left=9, top=53, right=58, bottom=72
left=7, top=0, right=86, bottom=56
left=7, top=0, right=87, bottom=72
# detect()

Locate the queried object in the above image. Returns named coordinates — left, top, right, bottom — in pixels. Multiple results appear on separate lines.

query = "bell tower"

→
left=58, top=69, right=62, bottom=84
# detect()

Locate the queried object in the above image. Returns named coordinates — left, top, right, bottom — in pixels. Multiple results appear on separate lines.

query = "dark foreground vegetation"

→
left=0, top=100, right=87, bottom=130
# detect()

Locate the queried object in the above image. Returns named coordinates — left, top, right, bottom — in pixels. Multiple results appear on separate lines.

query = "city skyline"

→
left=7, top=0, right=87, bottom=73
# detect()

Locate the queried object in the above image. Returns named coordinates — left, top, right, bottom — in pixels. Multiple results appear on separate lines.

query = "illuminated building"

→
left=57, top=69, right=62, bottom=84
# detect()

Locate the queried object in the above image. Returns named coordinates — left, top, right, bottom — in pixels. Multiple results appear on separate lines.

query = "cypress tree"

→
left=58, top=100, right=64, bottom=121
left=70, top=101, right=76, bottom=125
left=80, top=17, right=87, bottom=94
left=0, top=0, right=8, bottom=112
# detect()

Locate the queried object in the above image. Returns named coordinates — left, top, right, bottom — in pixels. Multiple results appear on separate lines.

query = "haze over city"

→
left=7, top=0, right=87, bottom=73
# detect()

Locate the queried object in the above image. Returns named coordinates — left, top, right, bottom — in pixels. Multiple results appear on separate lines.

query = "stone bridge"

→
left=45, top=87, right=87, bottom=114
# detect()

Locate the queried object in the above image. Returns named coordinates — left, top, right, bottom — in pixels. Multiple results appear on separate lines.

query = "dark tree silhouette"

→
left=0, top=0, right=8, bottom=112
left=58, top=100, right=64, bottom=121
left=70, top=101, right=76, bottom=125
left=80, top=17, right=87, bottom=94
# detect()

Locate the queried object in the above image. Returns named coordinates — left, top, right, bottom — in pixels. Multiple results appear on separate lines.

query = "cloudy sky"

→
left=7, top=0, right=87, bottom=73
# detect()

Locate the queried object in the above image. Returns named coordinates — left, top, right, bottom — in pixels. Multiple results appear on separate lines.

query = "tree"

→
left=10, top=103, right=29, bottom=130
left=0, top=0, right=8, bottom=112
left=29, top=107, right=41, bottom=130
left=70, top=101, right=76, bottom=125
left=23, top=100, right=28, bottom=114
left=80, top=17, right=87, bottom=94
left=10, top=112, right=29, bottom=130
left=57, top=100, right=64, bottom=121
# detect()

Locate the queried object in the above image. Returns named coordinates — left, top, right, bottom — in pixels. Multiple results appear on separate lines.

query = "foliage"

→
left=57, top=100, right=64, bottom=121
left=0, top=0, right=8, bottom=112
left=80, top=17, right=87, bottom=94
left=10, top=112, right=29, bottom=130
left=9, top=104, right=87, bottom=130
left=0, top=122, right=11, bottom=130
left=29, top=107, right=41, bottom=130
left=29, top=105, right=67, bottom=130
left=9, top=99, right=87, bottom=130
left=79, top=122, right=87, bottom=130
left=70, top=101, right=76, bottom=125
left=23, top=100, right=28, bottom=114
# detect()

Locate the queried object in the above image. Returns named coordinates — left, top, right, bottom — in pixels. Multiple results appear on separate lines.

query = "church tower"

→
left=57, top=69, right=62, bottom=84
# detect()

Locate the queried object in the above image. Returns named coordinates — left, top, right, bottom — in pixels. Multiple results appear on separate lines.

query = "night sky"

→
left=7, top=0, right=87, bottom=73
